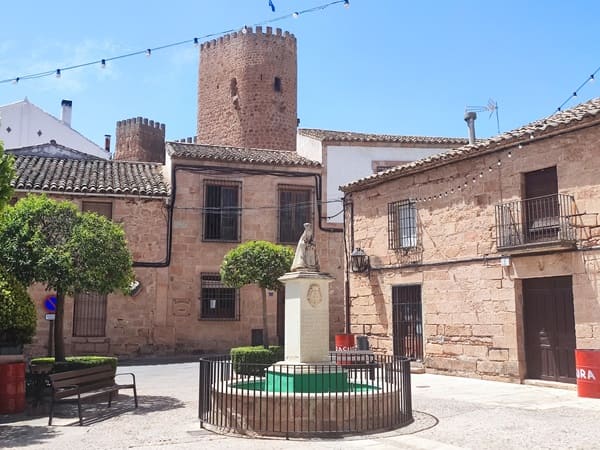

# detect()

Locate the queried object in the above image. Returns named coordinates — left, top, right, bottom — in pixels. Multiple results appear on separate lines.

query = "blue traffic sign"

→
left=44, top=295, right=57, bottom=312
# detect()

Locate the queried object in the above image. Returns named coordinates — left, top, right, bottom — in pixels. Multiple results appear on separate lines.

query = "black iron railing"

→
left=198, top=354, right=413, bottom=437
left=495, top=194, right=576, bottom=250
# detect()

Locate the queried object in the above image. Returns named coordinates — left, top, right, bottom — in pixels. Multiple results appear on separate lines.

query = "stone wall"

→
left=347, top=120, right=600, bottom=381
left=165, top=160, right=344, bottom=353
left=197, top=27, right=297, bottom=152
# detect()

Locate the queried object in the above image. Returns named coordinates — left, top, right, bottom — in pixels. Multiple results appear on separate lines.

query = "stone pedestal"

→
left=278, top=271, right=334, bottom=364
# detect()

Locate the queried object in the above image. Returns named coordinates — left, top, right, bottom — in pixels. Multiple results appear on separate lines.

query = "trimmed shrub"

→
left=30, top=356, right=118, bottom=373
left=231, top=345, right=283, bottom=376
left=0, top=270, right=36, bottom=347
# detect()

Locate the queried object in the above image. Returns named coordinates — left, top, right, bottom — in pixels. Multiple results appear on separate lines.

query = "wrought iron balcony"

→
left=495, top=194, right=576, bottom=251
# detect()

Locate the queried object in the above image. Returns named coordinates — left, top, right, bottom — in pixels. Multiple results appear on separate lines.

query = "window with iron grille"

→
left=203, top=180, right=241, bottom=241
left=388, top=199, right=417, bottom=249
left=73, top=292, right=107, bottom=337
left=278, top=186, right=312, bottom=244
left=74, top=201, right=112, bottom=337
left=200, top=273, right=239, bottom=320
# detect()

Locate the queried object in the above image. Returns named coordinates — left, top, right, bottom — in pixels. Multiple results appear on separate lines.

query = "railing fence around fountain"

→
left=198, top=354, right=413, bottom=437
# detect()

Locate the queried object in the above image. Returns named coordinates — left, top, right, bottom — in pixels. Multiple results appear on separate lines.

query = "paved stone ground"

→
left=2, top=361, right=600, bottom=449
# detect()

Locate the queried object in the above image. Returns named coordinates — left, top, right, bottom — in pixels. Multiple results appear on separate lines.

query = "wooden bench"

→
left=48, top=364, right=138, bottom=426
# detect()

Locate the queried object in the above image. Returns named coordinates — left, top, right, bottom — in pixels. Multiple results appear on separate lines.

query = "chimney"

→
left=61, top=99, right=72, bottom=127
left=464, top=111, right=477, bottom=145
left=104, top=134, right=111, bottom=152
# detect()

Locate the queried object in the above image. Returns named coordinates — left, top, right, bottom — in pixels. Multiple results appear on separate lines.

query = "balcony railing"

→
left=495, top=194, right=576, bottom=250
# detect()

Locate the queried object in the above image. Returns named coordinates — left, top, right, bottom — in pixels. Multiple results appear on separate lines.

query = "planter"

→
left=575, top=349, right=600, bottom=399
left=334, top=334, right=355, bottom=351
left=0, top=361, right=26, bottom=414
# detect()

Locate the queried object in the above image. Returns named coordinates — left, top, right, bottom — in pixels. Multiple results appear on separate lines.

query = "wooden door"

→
left=392, top=285, right=423, bottom=361
left=524, top=167, right=559, bottom=242
left=523, top=276, right=576, bottom=383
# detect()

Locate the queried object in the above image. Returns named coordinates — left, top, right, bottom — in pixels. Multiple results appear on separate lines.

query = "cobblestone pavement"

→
left=2, top=361, right=600, bottom=449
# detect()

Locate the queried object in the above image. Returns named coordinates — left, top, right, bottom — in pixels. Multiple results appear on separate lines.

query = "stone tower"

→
left=114, top=117, right=166, bottom=163
left=197, top=26, right=297, bottom=152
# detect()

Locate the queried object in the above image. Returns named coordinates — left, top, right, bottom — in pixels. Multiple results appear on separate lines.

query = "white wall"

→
left=296, top=134, right=323, bottom=163
left=325, top=145, right=448, bottom=222
left=0, top=99, right=109, bottom=159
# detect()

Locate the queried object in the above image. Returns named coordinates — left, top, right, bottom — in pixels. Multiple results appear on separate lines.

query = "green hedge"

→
left=230, top=345, right=283, bottom=376
left=30, top=356, right=118, bottom=373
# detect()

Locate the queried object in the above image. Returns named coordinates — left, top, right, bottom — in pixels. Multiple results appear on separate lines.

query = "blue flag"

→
left=268, top=0, right=275, bottom=12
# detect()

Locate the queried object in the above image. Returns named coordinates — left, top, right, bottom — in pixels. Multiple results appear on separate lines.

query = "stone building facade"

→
left=341, top=98, right=600, bottom=384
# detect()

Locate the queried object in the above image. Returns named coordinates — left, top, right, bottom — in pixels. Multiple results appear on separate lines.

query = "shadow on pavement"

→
left=0, top=394, right=186, bottom=446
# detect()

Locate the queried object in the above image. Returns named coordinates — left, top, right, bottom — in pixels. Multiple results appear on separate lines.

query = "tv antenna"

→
left=465, top=99, right=500, bottom=134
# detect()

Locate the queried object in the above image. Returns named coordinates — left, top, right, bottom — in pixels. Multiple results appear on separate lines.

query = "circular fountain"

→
left=198, top=224, right=413, bottom=436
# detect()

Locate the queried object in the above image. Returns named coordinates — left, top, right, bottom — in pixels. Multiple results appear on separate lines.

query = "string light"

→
left=0, top=0, right=350, bottom=85
left=497, top=159, right=501, bottom=166
left=12, top=77, right=19, bottom=84
left=508, top=151, right=512, bottom=158
left=555, top=64, right=600, bottom=112
left=101, top=59, right=106, bottom=68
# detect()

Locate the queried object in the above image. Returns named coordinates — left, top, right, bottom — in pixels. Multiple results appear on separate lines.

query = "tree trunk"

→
left=54, top=289, right=66, bottom=362
left=261, top=288, right=269, bottom=348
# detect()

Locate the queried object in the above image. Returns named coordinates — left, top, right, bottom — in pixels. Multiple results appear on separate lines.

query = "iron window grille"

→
left=73, top=292, right=107, bottom=337
left=73, top=202, right=112, bottom=338
left=278, top=186, right=312, bottom=244
left=203, top=180, right=241, bottom=242
left=200, top=273, right=239, bottom=320
left=388, top=199, right=417, bottom=250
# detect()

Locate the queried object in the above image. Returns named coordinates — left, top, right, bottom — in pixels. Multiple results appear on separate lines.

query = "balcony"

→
left=495, top=194, right=576, bottom=252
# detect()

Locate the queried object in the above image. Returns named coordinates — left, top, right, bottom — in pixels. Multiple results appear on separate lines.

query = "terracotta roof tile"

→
left=298, top=128, right=469, bottom=146
left=12, top=155, right=169, bottom=197
left=166, top=142, right=320, bottom=167
left=342, top=98, right=600, bottom=192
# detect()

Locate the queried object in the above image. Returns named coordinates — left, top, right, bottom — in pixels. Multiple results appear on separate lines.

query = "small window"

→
left=82, top=201, right=112, bottom=219
left=73, top=292, right=107, bottom=337
left=274, top=77, right=281, bottom=92
left=278, top=186, right=312, bottom=243
left=200, top=273, right=239, bottom=320
left=203, top=180, right=241, bottom=241
left=388, top=199, right=417, bottom=249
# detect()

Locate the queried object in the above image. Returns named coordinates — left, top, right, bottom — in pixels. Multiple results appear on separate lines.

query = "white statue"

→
left=291, top=223, right=319, bottom=272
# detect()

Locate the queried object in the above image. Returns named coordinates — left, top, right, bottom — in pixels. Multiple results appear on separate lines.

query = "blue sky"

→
left=0, top=0, right=598, bottom=151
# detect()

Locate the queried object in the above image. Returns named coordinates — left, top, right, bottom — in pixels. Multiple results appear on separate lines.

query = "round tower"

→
left=197, top=26, right=297, bottom=152
left=114, top=117, right=166, bottom=163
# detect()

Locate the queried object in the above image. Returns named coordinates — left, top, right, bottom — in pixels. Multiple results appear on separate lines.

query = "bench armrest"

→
left=115, top=372, right=136, bottom=385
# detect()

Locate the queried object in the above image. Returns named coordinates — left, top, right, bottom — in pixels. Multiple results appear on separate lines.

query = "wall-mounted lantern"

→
left=350, top=248, right=370, bottom=273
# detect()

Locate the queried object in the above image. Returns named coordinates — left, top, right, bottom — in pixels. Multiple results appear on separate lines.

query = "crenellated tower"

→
left=197, top=26, right=297, bottom=152
left=114, top=117, right=166, bottom=163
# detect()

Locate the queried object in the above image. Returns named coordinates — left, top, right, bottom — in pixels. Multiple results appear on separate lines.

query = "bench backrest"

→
left=49, top=365, right=116, bottom=399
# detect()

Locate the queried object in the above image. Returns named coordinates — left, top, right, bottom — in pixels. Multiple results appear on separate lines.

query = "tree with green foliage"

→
left=0, top=270, right=36, bottom=349
left=0, top=194, right=134, bottom=361
left=220, top=241, right=294, bottom=347
left=0, top=141, right=15, bottom=210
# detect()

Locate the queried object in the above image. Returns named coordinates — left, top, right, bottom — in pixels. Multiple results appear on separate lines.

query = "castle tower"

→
left=197, top=26, right=297, bottom=152
left=114, top=117, right=166, bottom=163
